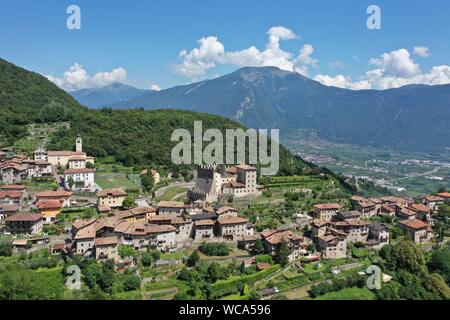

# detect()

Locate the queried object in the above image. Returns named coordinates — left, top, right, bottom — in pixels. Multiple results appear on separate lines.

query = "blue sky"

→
left=1, top=0, right=450, bottom=90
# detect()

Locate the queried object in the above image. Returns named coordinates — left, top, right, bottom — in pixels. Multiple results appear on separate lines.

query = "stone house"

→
left=398, top=219, right=433, bottom=244
left=5, top=212, right=43, bottom=235
left=313, top=203, right=341, bottom=221
left=97, top=188, right=127, bottom=210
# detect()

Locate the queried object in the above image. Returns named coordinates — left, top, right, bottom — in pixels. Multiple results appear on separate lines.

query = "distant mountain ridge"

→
left=107, top=67, right=450, bottom=153
left=70, top=83, right=152, bottom=108
left=0, top=58, right=326, bottom=179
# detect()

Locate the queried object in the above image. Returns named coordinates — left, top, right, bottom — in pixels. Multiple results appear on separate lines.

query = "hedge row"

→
left=210, top=265, right=280, bottom=299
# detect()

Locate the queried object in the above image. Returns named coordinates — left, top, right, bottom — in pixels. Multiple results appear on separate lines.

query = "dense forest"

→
left=0, top=58, right=322, bottom=178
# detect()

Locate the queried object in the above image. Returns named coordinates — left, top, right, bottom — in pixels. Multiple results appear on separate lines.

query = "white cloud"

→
left=413, top=46, right=430, bottom=58
left=150, top=84, right=161, bottom=91
left=173, top=26, right=318, bottom=78
left=365, top=64, right=450, bottom=90
left=315, top=47, right=450, bottom=90
left=46, top=63, right=127, bottom=91
left=314, top=74, right=372, bottom=90
left=370, top=48, right=420, bottom=78
left=172, top=36, right=225, bottom=78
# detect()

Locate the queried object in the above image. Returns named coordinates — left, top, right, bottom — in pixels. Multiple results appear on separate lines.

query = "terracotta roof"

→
left=425, top=195, right=444, bottom=202
left=1, top=184, right=26, bottom=190
left=64, top=168, right=95, bottom=174
left=215, top=206, right=236, bottom=215
left=6, top=212, right=42, bottom=222
left=356, top=200, right=376, bottom=208
left=0, top=191, right=22, bottom=199
left=437, top=192, right=450, bottom=199
left=228, top=181, right=246, bottom=188
left=314, top=203, right=341, bottom=210
left=0, top=204, right=19, bottom=212
left=351, top=196, right=366, bottom=202
left=52, top=243, right=65, bottom=250
left=195, top=219, right=215, bottom=226
left=312, top=219, right=330, bottom=227
left=147, top=225, right=177, bottom=234
left=131, top=207, right=157, bottom=215
left=236, top=164, right=257, bottom=171
left=95, top=216, right=122, bottom=230
left=203, top=206, right=215, bottom=213
left=157, top=201, right=185, bottom=208
left=335, top=220, right=370, bottom=227
left=225, top=167, right=238, bottom=174
left=148, top=213, right=178, bottom=222
left=75, top=224, right=96, bottom=239
left=72, top=218, right=97, bottom=230
left=369, top=198, right=383, bottom=204
left=381, top=196, right=409, bottom=204
left=409, top=203, right=431, bottom=213
left=114, top=221, right=175, bottom=235
left=217, top=215, right=248, bottom=225
left=95, top=237, right=118, bottom=246
left=264, top=230, right=303, bottom=245
left=36, top=200, right=62, bottom=210
left=381, top=205, right=396, bottom=212
left=36, top=190, right=73, bottom=198
left=97, top=188, right=127, bottom=197
left=400, top=208, right=417, bottom=217
left=48, top=151, right=86, bottom=157
left=398, top=219, right=428, bottom=230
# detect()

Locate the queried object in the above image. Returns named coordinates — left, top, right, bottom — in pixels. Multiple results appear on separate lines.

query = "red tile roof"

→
left=6, top=212, right=42, bottom=222
left=217, top=215, right=248, bottom=225
left=94, top=237, right=118, bottom=246
left=0, top=191, right=22, bottom=199
left=409, top=203, right=431, bottom=213
left=437, top=192, right=450, bottom=199
left=398, top=219, right=428, bottom=230
left=36, top=190, right=73, bottom=198
left=97, top=188, right=127, bottom=197
left=314, top=203, right=341, bottom=210
left=36, top=200, right=62, bottom=210
left=195, top=219, right=215, bottom=226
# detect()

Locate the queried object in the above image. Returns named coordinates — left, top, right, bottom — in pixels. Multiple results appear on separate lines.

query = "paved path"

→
left=155, top=182, right=195, bottom=198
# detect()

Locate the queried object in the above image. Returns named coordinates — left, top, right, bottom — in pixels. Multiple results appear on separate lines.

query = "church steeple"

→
left=76, top=134, right=83, bottom=153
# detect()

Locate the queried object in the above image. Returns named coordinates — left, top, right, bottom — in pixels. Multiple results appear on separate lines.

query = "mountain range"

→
left=80, top=67, right=450, bottom=153
left=70, top=83, right=152, bottom=108
left=0, top=58, right=321, bottom=179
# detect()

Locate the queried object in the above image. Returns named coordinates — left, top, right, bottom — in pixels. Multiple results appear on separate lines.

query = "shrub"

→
left=255, top=254, right=273, bottom=264
left=0, top=241, right=13, bottom=257
left=199, top=243, right=230, bottom=257
left=122, top=274, right=141, bottom=292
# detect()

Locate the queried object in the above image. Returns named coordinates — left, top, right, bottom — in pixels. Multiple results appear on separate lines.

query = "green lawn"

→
left=314, top=287, right=376, bottom=300
left=96, top=172, right=141, bottom=192
left=160, top=250, right=188, bottom=260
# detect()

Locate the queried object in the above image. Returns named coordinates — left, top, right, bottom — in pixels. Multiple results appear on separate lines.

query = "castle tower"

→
left=76, top=134, right=83, bottom=153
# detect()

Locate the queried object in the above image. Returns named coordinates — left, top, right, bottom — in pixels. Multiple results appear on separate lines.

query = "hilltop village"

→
left=0, top=135, right=450, bottom=300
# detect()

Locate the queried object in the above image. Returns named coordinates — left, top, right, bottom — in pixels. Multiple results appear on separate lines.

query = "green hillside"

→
left=0, top=58, right=326, bottom=179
